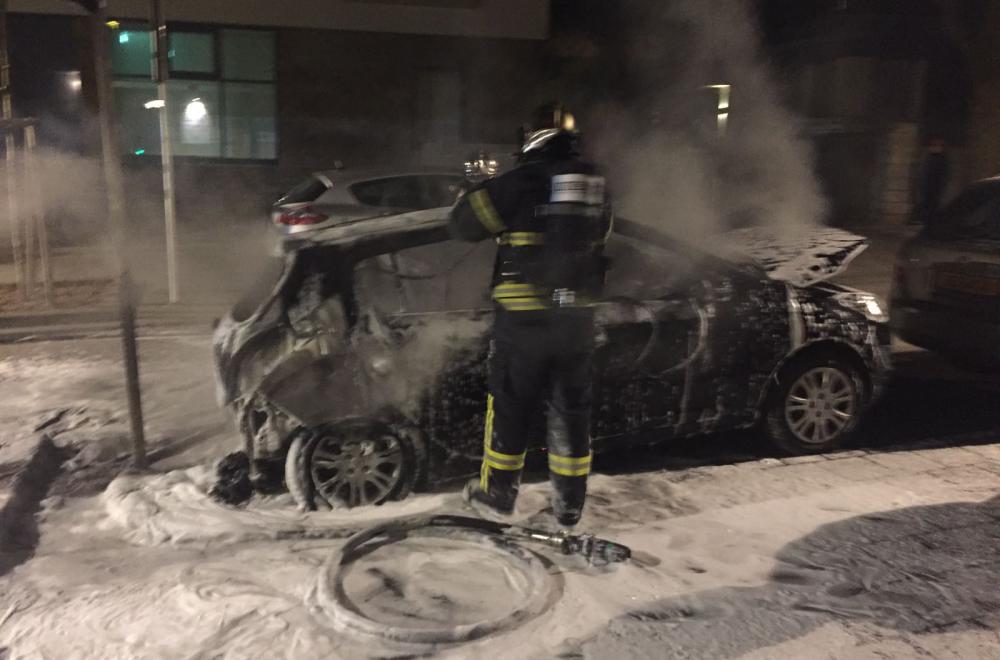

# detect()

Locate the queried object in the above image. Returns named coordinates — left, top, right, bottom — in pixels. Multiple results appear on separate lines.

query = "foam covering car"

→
left=213, top=210, right=891, bottom=509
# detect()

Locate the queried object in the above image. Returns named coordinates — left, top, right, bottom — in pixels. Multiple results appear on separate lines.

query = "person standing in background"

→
left=910, top=138, right=951, bottom=225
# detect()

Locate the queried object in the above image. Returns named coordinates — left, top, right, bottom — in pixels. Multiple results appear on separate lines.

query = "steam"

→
left=363, top=315, right=490, bottom=418
left=589, top=0, right=827, bottom=238
left=3, top=143, right=276, bottom=307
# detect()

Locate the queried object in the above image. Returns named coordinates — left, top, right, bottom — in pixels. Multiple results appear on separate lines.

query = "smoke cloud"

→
left=1, top=140, right=277, bottom=309
left=588, top=0, right=827, bottom=238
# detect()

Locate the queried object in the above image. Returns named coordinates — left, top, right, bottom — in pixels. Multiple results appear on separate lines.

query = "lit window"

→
left=168, top=32, right=215, bottom=75
left=110, top=28, right=151, bottom=77
left=110, top=22, right=276, bottom=160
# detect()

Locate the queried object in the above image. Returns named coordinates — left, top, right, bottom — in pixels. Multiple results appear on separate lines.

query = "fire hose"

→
left=311, top=514, right=630, bottom=648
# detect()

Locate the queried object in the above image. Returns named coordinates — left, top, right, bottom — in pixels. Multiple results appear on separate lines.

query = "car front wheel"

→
left=284, top=420, right=421, bottom=510
left=764, top=356, right=863, bottom=455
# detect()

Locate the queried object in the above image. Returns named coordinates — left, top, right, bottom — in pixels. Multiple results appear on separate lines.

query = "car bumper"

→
left=891, top=301, right=1000, bottom=361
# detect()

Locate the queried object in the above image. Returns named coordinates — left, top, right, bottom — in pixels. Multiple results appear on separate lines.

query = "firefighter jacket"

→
left=449, top=155, right=613, bottom=312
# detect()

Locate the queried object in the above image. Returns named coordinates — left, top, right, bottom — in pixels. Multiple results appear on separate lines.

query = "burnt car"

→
left=892, top=176, right=1000, bottom=368
left=214, top=211, right=891, bottom=510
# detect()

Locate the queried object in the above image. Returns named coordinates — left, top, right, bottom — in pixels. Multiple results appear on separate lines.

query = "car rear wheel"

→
left=284, top=419, right=422, bottom=510
left=764, top=357, right=862, bottom=455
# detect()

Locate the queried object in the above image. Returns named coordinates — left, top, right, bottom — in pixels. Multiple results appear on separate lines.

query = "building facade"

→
left=7, top=0, right=552, bottom=241
left=766, top=0, right=997, bottom=226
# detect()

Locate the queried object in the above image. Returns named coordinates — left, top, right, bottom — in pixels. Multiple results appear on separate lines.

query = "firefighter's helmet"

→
left=520, top=103, right=579, bottom=157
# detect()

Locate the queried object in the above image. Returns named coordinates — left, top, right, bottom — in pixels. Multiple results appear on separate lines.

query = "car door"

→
left=591, top=234, right=705, bottom=441
left=352, top=238, right=495, bottom=459
left=682, top=264, right=792, bottom=434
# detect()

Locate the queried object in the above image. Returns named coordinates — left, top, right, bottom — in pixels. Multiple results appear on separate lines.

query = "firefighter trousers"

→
left=480, top=310, right=595, bottom=527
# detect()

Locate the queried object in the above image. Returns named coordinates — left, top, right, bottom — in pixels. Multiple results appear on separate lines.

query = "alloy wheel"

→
left=784, top=366, right=857, bottom=445
left=310, top=431, right=404, bottom=508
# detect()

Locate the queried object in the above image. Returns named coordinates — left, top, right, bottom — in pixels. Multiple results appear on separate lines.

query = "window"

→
left=222, top=82, right=277, bottom=159
left=350, top=177, right=425, bottom=209
left=110, top=23, right=277, bottom=160
left=603, top=234, right=699, bottom=299
left=349, top=175, right=464, bottom=209
left=169, top=31, right=215, bottom=75
left=112, top=80, right=158, bottom=156
left=275, top=176, right=329, bottom=206
left=110, top=28, right=151, bottom=77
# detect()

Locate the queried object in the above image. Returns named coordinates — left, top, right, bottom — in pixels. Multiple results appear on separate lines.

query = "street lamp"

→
left=706, top=84, right=731, bottom=137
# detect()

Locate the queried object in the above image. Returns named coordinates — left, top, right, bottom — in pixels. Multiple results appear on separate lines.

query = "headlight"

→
left=833, top=290, right=888, bottom=323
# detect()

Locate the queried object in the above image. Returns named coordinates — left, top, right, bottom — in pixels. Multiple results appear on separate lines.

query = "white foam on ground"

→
left=3, top=458, right=1000, bottom=659
left=101, top=466, right=450, bottom=547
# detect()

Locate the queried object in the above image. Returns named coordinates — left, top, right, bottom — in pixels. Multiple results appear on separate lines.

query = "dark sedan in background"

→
left=892, top=176, right=1000, bottom=368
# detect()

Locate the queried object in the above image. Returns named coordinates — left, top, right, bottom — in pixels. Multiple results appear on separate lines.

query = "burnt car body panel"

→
left=214, top=211, right=890, bottom=475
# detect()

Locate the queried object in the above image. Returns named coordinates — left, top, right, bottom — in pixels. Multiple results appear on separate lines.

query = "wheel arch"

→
left=283, top=413, right=430, bottom=510
left=758, top=339, right=872, bottom=414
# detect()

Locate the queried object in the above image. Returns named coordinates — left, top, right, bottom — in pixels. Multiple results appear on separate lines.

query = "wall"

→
left=789, top=55, right=926, bottom=225
left=274, top=27, right=542, bottom=173
left=965, top=3, right=1000, bottom=181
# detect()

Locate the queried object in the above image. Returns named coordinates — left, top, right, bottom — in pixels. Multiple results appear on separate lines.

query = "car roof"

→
left=974, top=175, right=1000, bottom=187
left=313, top=168, right=463, bottom=186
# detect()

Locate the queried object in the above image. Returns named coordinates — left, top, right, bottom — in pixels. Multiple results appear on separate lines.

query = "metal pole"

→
left=151, top=0, right=179, bottom=303
left=0, top=0, right=24, bottom=301
left=22, top=130, right=35, bottom=297
left=92, top=3, right=147, bottom=469
left=24, top=124, right=52, bottom=305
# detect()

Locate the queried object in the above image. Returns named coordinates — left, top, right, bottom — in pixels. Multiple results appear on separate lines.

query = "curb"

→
left=0, top=322, right=213, bottom=344
left=0, top=435, right=66, bottom=574
left=0, top=306, right=220, bottom=343
left=0, top=305, right=224, bottom=326
left=0, top=309, right=117, bottom=329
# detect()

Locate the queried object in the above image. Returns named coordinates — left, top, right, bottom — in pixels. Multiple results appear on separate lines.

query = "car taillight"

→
left=273, top=205, right=328, bottom=227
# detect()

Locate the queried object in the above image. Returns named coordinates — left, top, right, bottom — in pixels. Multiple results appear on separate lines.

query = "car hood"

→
left=714, top=226, right=869, bottom=288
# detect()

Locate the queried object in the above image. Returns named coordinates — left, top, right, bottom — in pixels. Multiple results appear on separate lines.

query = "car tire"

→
left=284, top=419, right=423, bottom=511
left=763, top=355, right=863, bottom=455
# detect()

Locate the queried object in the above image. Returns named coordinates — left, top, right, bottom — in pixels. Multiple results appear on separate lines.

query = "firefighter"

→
left=449, top=104, right=612, bottom=529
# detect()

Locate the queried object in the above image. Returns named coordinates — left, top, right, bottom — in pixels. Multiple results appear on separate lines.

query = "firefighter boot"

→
left=462, top=477, right=516, bottom=522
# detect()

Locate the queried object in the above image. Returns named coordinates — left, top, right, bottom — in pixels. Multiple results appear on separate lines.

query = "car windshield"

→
left=604, top=233, right=702, bottom=299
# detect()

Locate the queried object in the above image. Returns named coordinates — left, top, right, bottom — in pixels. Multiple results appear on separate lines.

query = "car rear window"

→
left=275, top=176, right=329, bottom=206
left=349, top=176, right=424, bottom=209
